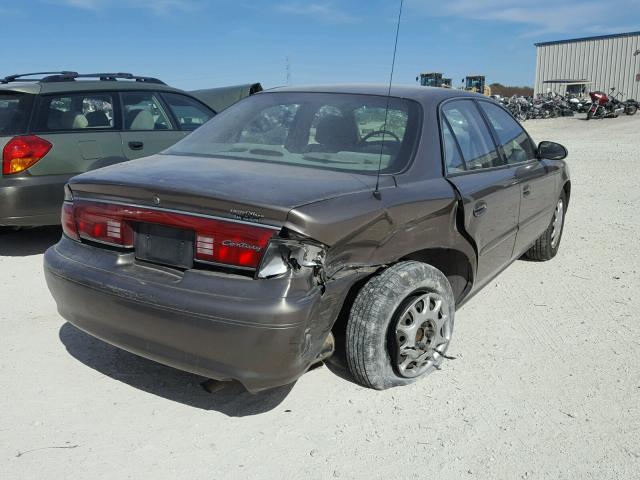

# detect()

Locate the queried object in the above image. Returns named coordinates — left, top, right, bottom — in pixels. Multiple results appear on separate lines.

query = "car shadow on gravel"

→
left=58, top=322, right=294, bottom=416
left=0, top=227, right=61, bottom=256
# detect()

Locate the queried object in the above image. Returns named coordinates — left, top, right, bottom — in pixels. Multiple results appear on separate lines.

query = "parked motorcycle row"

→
left=497, top=88, right=639, bottom=122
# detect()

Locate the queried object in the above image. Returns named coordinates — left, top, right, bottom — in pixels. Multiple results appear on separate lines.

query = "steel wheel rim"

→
left=551, top=198, right=564, bottom=248
left=393, top=292, right=452, bottom=378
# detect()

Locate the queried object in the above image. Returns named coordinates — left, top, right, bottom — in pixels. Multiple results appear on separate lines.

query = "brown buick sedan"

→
left=44, top=85, right=570, bottom=392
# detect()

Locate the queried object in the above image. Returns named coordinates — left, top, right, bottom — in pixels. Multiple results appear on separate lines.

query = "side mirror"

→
left=537, top=141, right=568, bottom=160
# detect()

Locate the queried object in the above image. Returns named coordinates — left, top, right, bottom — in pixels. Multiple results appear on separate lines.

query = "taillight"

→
left=74, top=202, right=134, bottom=247
left=194, top=222, right=274, bottom=269
left=2, top=135, right=52, bottom=175
left=63, top=200, right=276, bottom=269
left=61, top=202, right=80, bottom=241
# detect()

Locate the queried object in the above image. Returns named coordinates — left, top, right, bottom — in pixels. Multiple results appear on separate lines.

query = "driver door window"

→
left=478, top=102, right=536, bottom=164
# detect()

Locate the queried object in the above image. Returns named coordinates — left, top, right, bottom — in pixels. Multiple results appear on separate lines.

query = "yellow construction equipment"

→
left=464, top=76, right=491, bottom=96
left=417, top=72, right=452, bottom=88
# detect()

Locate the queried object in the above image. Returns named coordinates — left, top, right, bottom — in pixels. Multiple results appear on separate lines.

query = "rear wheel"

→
left=345, top=261, right=455, bottom=390
left=625, top=105, right=638, bottom=116
left=525, top=191, right=566, bottom=261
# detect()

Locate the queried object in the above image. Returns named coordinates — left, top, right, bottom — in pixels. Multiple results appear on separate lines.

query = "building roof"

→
left=535, top=31, right=640, bottom=47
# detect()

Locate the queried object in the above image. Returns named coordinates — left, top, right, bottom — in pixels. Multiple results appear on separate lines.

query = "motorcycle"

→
left=586, top=88, right=626, bottom=119
left=505, top=96, right=528, bottom=122
left=611, top=88, right=639, bottom=116
left=566, top=94, right=591, bottom=113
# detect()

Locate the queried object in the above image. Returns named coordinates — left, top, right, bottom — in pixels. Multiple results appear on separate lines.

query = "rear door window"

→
left=478, top=101, right=536, bottom=165
left=162, top=92, right=213, bottom=130
left=441, top=119, right=466, bottom=173
left=0, top=92, right=35, bottom=135
left=442, top=100, right=502, bottom=171
left=122, top=92, right=172, bottom=131
left=35, top=93, right=115, bottom=132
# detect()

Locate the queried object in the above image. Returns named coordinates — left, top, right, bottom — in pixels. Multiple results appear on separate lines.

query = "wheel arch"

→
left=398, top=248, right=473, bottom=304
left=331, top=247, right=472, bottom=334
left=563, top=180, right=571, bottom=208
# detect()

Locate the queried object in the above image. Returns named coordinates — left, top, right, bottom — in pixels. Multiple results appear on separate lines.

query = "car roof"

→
left=0, top=82, right=42, bottom=94
left=267, top=84, right=484, bottom=105
left=0, top=79, right=185, bottom=95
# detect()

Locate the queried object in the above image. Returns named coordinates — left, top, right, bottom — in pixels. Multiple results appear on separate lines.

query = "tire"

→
left=625, top=105, right=638, bottom=116
left=525, top=190, right=566, bottom=261
left=345, top=261, right=455, bottom=390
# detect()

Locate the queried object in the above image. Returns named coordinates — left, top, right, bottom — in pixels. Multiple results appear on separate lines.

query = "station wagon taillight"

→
left=2, top=135, right=52, bottom=175
left=62, top=200, right=275, bottom=269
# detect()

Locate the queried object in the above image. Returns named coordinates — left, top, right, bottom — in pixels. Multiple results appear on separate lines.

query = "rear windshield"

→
left=0, top=92, right=34, bottom=136
left=164, top=92, right=421, bottom=174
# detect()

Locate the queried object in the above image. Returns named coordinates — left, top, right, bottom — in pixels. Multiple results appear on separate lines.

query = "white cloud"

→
left=406, top=0, right=640, bottom=35
left=276, top=2, right=358, bottom=24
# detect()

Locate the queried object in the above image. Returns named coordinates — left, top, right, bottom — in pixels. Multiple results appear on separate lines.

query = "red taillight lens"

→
left=61, top=202, right=80, bottom=241
left=66, top=200, right=275, bottom=269
left=194, top=222, right=274, bottom=269
left=74, top=203, right=134, bottom=247
left=2, top=135, right=52, bottom=175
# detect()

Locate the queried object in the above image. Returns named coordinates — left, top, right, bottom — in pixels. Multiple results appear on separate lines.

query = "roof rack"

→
left=0, top=71, right=78, bottom=84
left=1, top=71, right=166, bottom=85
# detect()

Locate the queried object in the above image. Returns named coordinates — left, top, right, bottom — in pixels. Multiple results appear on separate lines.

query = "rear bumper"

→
left=0, top=174, right=69, bottom=226
left=44, top=237, right=353, bottom=392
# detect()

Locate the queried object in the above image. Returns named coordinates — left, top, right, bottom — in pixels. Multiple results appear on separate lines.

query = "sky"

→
left=1, top=0, right=639, bottom=91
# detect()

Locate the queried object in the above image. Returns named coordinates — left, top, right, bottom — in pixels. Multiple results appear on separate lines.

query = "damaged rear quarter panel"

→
left=285, top=176, right=476, bottom=291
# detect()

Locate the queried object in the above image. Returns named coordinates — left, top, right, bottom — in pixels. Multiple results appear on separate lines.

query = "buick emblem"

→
left=152, top=195, right=161, bottom=205
left=230, top=208, right=264, bottom=222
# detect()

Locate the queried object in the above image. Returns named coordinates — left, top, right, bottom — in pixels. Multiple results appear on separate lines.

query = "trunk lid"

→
left=68, top=153, right=378, bottom=227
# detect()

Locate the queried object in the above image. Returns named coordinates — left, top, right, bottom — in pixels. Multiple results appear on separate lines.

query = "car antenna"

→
left=373, top=0, right=404, bottom=200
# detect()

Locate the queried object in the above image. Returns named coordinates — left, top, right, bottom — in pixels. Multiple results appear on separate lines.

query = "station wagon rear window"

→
left=165, top=92, right=421, bottom=174
left=0, top=92, right=34, bottom=136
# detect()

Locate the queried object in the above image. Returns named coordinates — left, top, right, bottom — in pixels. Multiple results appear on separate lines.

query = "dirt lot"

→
left=1, top=114, right=639, bottom=480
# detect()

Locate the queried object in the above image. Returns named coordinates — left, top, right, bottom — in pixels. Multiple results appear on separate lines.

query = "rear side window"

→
left=162, top=93, right=213, bottom=130
left=442, top=100, right=502, bottom=171
left=0, top=92, right=35, bottom=135
left=35, top=93, right=115, bottom=132
left=478, top=102, right=536, bottom=165
left=441, top=119, right=466, bottom=173
left=122, top=92, right=172, bottom=131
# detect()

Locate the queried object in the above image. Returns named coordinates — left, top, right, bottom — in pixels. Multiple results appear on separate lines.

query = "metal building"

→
left=534, top=31, right=640, bottom=98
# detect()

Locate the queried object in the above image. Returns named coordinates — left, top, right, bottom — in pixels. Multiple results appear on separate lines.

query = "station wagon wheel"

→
left=524, top=190, right=567, bottom=261
left=393, top=292, right=452, bottom=378
left=345, top=261, right=456, bottom=390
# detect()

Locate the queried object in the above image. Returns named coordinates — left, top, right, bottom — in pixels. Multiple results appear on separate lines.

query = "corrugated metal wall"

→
left=534, top=33, right=640, bottom=98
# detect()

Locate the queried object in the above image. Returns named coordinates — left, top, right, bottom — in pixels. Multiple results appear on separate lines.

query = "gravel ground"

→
left=1, top=114, right=639, bottom=480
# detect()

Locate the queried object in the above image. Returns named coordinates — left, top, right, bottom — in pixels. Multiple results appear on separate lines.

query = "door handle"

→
left=473, top=201, right=488, bottom=217
left=523, top=185, right=531, bottom=197
left=128, top=141, right=144, bottom=151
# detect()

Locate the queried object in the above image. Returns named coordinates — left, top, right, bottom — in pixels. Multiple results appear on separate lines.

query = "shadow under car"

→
left=58, top=322, right=296, bottom=417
